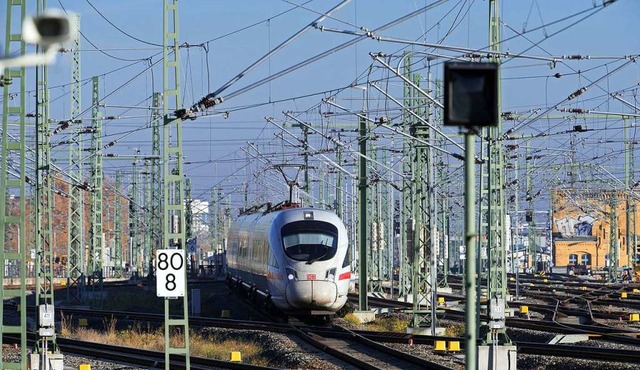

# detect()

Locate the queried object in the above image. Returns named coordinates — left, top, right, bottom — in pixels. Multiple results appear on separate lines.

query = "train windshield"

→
left=281, top=221, right=338, bottom=263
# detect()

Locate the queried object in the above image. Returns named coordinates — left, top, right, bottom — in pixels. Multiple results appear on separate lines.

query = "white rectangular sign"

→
left=156, top=249, right=186, bottom=298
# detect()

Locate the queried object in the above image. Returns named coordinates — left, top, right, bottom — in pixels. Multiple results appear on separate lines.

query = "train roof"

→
left=238, top=200, right=301, bottom=216
left=235, top=203, right=342, bottom=224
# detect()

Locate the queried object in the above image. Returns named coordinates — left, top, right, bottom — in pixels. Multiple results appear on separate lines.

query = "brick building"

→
left=551, top=189, right=639, bottom=270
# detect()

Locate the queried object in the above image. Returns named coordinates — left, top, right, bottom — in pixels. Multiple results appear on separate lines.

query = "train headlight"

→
left=286, top=268, right=297, bottom=281
left=326, top=268, right=336, bottom=280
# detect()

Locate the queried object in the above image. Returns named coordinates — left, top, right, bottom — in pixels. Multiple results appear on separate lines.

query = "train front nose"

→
left=285, top=280, right=338, bottom=309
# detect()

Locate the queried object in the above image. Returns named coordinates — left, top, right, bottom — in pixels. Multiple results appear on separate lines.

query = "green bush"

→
left=343, top=313, right=361, bottom=325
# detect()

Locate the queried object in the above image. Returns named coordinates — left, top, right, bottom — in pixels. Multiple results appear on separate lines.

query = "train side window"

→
left=342, top=249, right=350, bottom=268
left=268, top=251, right=279, bottom=268
left=262, top=240, right=268, bottom=264
left=239, top=234, right=248, bottom=259
left=252, top=239, right=260, bottom=261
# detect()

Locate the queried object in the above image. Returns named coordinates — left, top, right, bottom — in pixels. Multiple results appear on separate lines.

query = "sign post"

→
left=444, top=61, right=498, bottom=370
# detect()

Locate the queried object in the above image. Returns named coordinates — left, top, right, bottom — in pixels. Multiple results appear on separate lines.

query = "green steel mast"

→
left=129, top=153, right=140, bottom=273
left=151, top=92, right=162, bottom=254
left=409, top=71, right=436, bottom=332
left=185, top=177, right=194, bottom=276
left=67, top=13, right=85, bottom=303
left=185, top=178, right=193, bottom=240
left=0, top=0, right=28, bottom=367
left=608, top=192, right=620, bottom=283
left=624, top=117, right=635, bottom=274
left=357, top=115, right=369, bottom=312
left=379, top=148, right=393, bottom=296
left=163, top=1, right=191, bottom=368
left=302, top=125, right=310, bottom=206
left=434, top=78, right=449, bottom=289
left=369, top=144, right=384, bottom=296
left=144, top=160, right=153, bottom=275
left=35, top=31, right=55, bottom=316
left=31, top=2, right=64, bottom=366
left=209, top=188, right=217, bottom=273
left=89, top=76, right=104, bottom=279
left=526, top=143, right=535, bottom=271
left=335, top=133, right=343, bottom=218
left=399, top=52, right=414, bottom=300
left=34, top=0, right=61, bottom=360
left=114, top=170, right=123, bottom=277
left=485, top=0, right=510, bottom=344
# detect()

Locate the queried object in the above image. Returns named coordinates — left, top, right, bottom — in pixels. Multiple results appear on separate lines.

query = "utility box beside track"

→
left=478, top=345, right=517, bottom=370
left=28, top=353, right=63, bottom=370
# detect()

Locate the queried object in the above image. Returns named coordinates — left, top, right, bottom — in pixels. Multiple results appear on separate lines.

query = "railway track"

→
left=34, top=277, right=640, bottom=369
left=516, top=342, right=640, bottom=364
left=56, top=336, right=278, bottom=370
left=4, top=333, right=279, bottom=370
left=51, top=303, right=640, bottom=367
left=46, top=305, right=458, bottom=369
left=296, top=325, right=456, bottom=370
left=346, top=329, right=640, bottom=364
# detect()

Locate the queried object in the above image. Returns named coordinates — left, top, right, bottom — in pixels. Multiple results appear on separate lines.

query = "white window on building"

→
left=569, top=254, right=578, bottom=265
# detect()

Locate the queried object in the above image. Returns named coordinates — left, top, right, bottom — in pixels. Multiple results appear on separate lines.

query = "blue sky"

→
left=1, top=0, right=639, bottom=207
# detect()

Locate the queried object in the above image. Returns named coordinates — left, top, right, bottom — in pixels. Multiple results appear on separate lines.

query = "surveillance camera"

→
left=22, top=10, right=75, bottom=48
left=0, top=10, right=75, bottom=68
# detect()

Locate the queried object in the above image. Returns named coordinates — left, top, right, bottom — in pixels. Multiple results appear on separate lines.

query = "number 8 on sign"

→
left=156, top=249, right=186, bottom=298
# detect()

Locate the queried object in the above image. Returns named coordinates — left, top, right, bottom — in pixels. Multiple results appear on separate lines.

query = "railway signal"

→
left=444, top=60, right=501, bottom=370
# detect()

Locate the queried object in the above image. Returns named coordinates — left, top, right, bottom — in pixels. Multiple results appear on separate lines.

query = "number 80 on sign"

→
left=156, top=249, right=186, bottom=298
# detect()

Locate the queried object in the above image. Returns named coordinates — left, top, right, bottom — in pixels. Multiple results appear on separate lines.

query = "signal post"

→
left=444, top=61, right=517, bottom=370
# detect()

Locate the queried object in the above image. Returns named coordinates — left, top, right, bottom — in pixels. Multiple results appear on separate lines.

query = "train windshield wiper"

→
left=306, top=245, right=329, bottom=265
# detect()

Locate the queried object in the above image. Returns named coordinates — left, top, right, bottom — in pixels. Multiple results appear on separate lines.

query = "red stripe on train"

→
left=338, top=271, right=351, bottom=280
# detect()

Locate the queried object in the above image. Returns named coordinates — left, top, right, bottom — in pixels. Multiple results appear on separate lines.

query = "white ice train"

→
left=226, top=203, right=351, bottom=318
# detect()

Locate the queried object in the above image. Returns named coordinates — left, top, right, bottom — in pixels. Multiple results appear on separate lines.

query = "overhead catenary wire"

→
left=266, top=116, right=356, bottom=179
left=504, top=59, right=635, bottom=138
left=83, top=0, right=163, bottom=47
left=58, top=0, right=150, bottom=62
left=184, top=0, right=452, bottom=116
left=187, top=0, right=352, bottom=115
left=6, top=1, right=632, bottom=220
left=282, top=111, right=412, bottom=189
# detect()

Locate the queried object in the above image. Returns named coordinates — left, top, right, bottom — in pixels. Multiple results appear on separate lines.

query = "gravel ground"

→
left=6, top=282, right=639, bottom=370
left=507, top=327, right=640, bottom=370
left=2, top=345, right=146, bottom=370
left=200, top=327, right=354, bottom=370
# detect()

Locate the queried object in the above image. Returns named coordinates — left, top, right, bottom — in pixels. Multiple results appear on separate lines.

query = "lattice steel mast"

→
left=399, top=52, right=414, bottom=301
left=129, top=152, right=140, bottom=273
left=89, top=76, right=104, bottom=282
left=163, top=1, right=191, bottom=368
left=0, top=1, right=28, bottom=367
left=67, top=13, right=85, bottom=304
left=485, top=0, right=511, bottom=346
left=34, top=1, right=62, bottom=363
left=409, top=70, right=437, bottom=332
left=114, top=170, right=123, bottom=277
left=151, top=92, right=162, bottom=255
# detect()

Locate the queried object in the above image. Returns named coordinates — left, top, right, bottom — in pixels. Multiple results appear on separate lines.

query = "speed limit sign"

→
left=156, top=249, right=186, bottom=298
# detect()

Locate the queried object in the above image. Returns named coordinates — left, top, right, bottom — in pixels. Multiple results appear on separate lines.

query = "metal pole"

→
left=67, top=13, right=85, bottom=304
left=163, top=1, right=190, bottom=368
left=464, top=130, right=477, bottom=370
left=624, top=117, right=633, bottom=272
left=358, top=114, right=369, bottom=312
